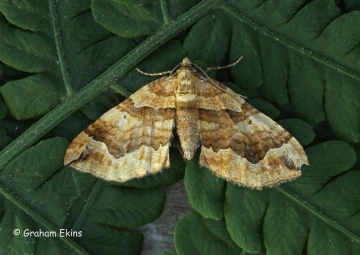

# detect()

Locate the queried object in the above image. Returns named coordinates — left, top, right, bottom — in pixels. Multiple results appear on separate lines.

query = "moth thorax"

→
left=176, top=69, right=196, bottom=94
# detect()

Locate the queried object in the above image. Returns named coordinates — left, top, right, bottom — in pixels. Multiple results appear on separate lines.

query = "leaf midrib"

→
left=221, top=5, right=360, bottom=83
left=72, top=180, right=103, bottom=231
left=48, top=0, right=74, bottom=96
left=278, top=186, right=360, bottom=243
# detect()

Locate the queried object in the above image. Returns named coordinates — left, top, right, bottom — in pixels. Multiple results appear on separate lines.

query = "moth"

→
left=64, top=57, right=309, bottom=189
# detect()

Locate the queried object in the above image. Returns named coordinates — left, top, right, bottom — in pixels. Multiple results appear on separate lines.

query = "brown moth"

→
left=64, top=57, right=309, bottom=189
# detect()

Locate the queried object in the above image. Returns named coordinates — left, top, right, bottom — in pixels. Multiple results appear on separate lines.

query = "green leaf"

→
left=0, top=97, right=7, bottom=121
left=80, top=94, right=115, bottom=121
left=325, top=74, right=360, bottom=143
left=174, top=212, right=244, bottom=255
left=86, top=184, right=166, bottom=228
left=92, top=0, right=162, bottom=38
left=248, top=98, right=280, bottom=119
left=184, top=13, right=231, bottom=65
left=224, top=185, right=268, bottom=253
left=0, top=128, right=12, bottom=150
left=0, top=0, right=135, bottom=120
left=51, top=111, right=93, bottom=142
left=92, top=0, right=196, bottom=38
left=225, top=141, right=359, bottom=254
left=184, top=154, right=225, bottom=220
left=345, top=0, right=360, bottom=11
left=79, top=224, right=143, bottom=255
left=278, top=118, right=315, bottom=146
left=1, top=75, right=62, bottom=119
left=291, top=141, right=356, bottom=194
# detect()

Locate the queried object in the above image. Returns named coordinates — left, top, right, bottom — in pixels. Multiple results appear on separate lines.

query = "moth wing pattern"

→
left=64, top=57, right=309, bottom=189
left=64, top=77, right=176, bottom=182
left=197, top=76, right=309, bottom=189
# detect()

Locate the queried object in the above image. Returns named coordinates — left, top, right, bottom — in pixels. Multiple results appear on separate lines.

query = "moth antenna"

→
left=190, top=58, right=247, bottom=98
left=206, top=56, right=244, bottom=71
left=136, top=68, right=172, bottom=76
left=136, top=62, right=182, bottom=77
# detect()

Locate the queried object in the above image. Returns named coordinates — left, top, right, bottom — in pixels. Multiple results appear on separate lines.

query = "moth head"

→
left=181, top=57, right=192, bottom=67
